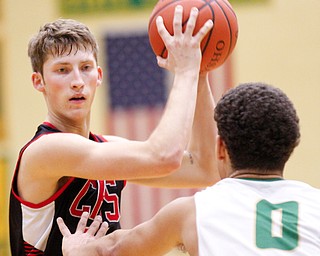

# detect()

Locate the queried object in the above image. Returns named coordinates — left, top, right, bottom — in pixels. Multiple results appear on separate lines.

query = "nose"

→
left=71, top=69, right=85, bottom=90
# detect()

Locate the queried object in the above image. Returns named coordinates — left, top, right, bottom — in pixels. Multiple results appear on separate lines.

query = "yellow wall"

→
left=1, top=0, right=319, bottom=254
left=233, top=0, right=320, bottom=184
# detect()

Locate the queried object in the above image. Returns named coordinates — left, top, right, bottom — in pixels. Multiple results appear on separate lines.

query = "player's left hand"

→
left=57, top=212, right=109, bottom=256
left=156, top=5, right=213, bottom=73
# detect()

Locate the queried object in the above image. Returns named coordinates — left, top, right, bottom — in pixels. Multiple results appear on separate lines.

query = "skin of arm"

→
left=59, top=197, right=197, bottom=256
left=130, top=73, right=220, bottom=188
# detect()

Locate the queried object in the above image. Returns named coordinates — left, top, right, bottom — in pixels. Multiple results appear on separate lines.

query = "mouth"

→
left=69, top=96, right=86, bottom=102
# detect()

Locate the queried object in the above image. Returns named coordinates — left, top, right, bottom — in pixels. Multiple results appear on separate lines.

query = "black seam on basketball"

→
left=220, top=0, right=238, bottom=19
left=149, top=0, right=216, bottom=58
left=181, top=1, right=215, bottom=57
left=148, top=0, right=182, bottom=57
left=148, top=0, right=182, bottom=30
left=199, top=1, right=215, bottom=58
left=214, top=0, right=234, bottom=61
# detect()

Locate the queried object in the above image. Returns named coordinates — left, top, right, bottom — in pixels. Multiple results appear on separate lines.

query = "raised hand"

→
left=156, top=5, right=213, bottom=73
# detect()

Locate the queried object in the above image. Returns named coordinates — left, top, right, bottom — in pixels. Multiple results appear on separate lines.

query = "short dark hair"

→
left=214, top=82, right=300, bottom=171
left=28, top=19, right=99, bottom=75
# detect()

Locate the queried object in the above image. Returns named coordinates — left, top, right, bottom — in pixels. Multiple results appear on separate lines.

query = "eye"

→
left=82, top=64, right=93, bottom=71
left=56, top=67, right=69, bottom=74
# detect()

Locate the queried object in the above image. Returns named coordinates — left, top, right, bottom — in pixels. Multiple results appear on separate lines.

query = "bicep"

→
left=22, top=133, right=174, bottom=181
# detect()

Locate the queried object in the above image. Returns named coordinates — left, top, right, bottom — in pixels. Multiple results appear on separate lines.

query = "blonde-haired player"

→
left=9, top=6, right=217, bottom=256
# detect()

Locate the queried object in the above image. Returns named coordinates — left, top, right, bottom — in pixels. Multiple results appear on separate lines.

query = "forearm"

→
left=147, top=70, right=199, bottom=164
left=66, top=246, right=100, bottom=256
left=191, top=73, right=216, bottom=151
left=66, top=235, right=116, bottom=256
left=101, top=201, right=186, bottom=256
left=187, top=73, right=220, bottom=185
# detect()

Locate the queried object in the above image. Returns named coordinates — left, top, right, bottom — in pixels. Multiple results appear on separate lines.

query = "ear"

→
left=96, top=66, right=103, bottom=87
left=216, top=135, right=228, bottom=160
left=31, top=72, right=45, bottom=92
left=216, top=135, right=232, bottom=179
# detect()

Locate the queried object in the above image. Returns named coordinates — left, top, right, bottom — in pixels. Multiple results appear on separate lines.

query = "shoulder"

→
left=20, top=132, right=96, bottom=172
left=155, top=196, right=195, bottom=226
left=26, top=132, right=88, bottom=150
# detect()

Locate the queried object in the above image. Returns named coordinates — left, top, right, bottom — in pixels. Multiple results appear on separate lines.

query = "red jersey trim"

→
left=42, top=121, right=57, bottom=129
left=12, top=177, right=75, bottom=209
left=12, top=122, right=127, bottom=207
left=11, top=127, right=75, bottom=209
left=23, top=241, right=44, bottom=255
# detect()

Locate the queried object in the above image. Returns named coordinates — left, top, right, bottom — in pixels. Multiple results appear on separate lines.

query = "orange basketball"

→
left=148, top=0, right=239, bottom=72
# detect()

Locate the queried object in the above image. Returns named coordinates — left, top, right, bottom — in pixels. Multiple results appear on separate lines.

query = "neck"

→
left=45, top=118, right=90, bottom=138
left=229, top=169, right=283, bottom=179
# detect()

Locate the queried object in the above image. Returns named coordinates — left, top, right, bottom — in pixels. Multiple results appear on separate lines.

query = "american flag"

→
left=104, top=32, right=233, bottom=228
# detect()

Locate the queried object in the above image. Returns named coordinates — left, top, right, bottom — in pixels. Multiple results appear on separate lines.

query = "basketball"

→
left=148, top=0, right=239, bottom=72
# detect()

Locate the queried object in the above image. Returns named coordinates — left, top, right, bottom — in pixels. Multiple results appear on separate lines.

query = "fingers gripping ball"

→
left=148, top=0, right=239, bottom=72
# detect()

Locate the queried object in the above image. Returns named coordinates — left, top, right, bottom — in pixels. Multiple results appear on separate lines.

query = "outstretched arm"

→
left=58, top=197, right=197, bottom=256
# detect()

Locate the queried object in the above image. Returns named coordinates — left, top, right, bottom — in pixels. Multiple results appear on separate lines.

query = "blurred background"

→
left=0, top=0, right=319, bottom=255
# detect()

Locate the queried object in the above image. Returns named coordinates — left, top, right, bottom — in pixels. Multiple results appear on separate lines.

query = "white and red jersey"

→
left=9, top=122, right=126, bottom=256
left=195, top=178, right=320, bottom=255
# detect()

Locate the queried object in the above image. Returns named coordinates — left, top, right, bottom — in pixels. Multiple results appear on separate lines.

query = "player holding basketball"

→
left=58, top=82, right=320, bottom=255
left=9, top=6, right=218, bottom=256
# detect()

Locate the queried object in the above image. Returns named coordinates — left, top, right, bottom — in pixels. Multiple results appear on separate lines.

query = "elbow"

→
left=167, top=150, right=184, bottom=172
left=145, top=138, right=184, bottom=176
left=155, top=147, right=184, bottom=176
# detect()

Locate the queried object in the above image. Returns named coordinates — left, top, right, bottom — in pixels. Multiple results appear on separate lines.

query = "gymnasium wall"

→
left=0, top=0, right=319, bottom=255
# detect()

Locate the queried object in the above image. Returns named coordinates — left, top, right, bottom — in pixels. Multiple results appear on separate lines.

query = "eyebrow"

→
left=52, top=59, right=95, bottom=66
